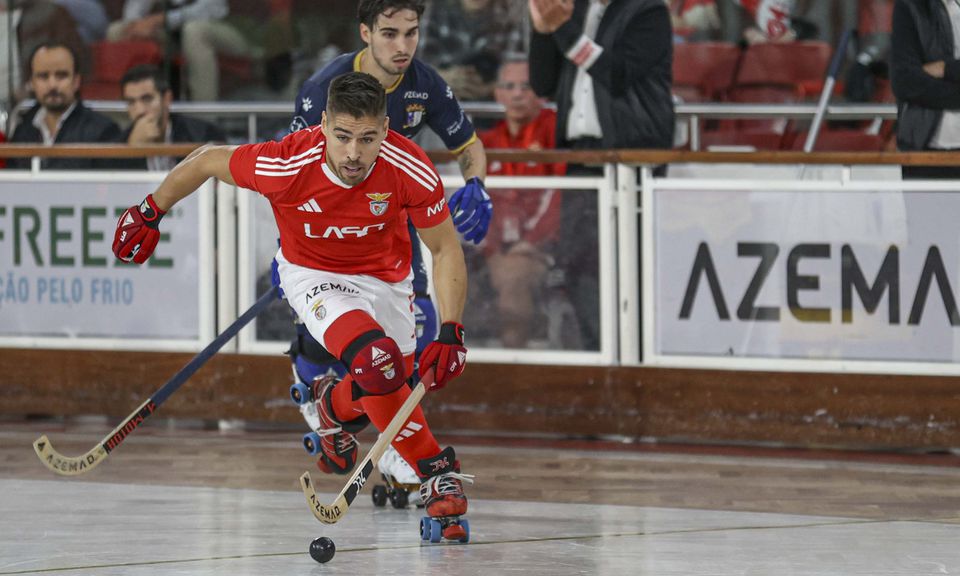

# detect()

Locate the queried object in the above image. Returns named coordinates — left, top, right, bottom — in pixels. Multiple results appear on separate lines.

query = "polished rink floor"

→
left=1, top=421, right=959, bottom=575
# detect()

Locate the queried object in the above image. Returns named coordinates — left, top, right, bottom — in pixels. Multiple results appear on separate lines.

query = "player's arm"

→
left=455, top=138, right=487, bottom=182
left=416, top=218, right=466, bottom=323
left=112, top=144, right=237, bottom=263
left=415, top=217, right=468, bottom=389
left=153, top=144, right=237, bottom=211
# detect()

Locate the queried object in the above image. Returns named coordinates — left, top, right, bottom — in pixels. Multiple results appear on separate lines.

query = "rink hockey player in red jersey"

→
left=112, top=71, right=473, bottom=542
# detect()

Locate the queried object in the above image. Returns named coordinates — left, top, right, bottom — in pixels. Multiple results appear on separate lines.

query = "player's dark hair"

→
left=327, top=72, right=387, bottom=120
left=357, top=0, right=425, bottom=30
left=26, top=41, right=80, bottom=77
left=120, top=64, right=169, bottom=94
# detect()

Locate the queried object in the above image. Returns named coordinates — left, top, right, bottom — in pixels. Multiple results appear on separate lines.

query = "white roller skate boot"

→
left=372, top=445, right=423, bottom=508
left=417, top=447, right=474, bottom=543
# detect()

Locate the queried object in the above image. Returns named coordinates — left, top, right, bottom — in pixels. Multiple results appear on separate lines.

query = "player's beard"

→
left=336, top=162, right=368, bottom=186
left=373, top=51, right=411, bottom=77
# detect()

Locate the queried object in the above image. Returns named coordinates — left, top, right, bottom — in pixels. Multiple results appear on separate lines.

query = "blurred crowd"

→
left=0, top=0, right=906, bottom=350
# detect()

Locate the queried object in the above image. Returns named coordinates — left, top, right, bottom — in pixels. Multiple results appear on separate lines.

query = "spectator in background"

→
left=2, top=1, right=92, bottom=109
left=846, top=0, right=893, bottom=103
left=8, top=42, right=123, bottom=170
left=106, top=0, right=258, bottom=101
left=669, top=0, right=721, bottom=42
left=477, top=54, right=565, bottom=348
left=420, top=0, right=525, bottom=101
left=891, top=0, right=960, bottom=179
left=121, top=64, right=224, bottom=171
left=528, top=0, right=674, bottom=350
left=54, top=0, right=108, bottom=43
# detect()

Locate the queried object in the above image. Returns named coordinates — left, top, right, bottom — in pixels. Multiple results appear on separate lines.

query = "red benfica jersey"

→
left=230, top=126, right=448, bottom=282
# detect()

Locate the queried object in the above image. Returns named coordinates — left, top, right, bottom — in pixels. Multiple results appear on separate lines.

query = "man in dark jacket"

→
left=891, top=0, right=960, bottom=179
left=9, top=42, right=124, bottom=170
left=528, top=0, right=674, bottom=151
left=120, top=64, right=225, bottom=171
left=527, top=0, right=674, bottom=350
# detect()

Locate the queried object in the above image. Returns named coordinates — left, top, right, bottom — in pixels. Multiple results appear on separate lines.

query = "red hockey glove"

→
left=419, top=322, right=467, bottom=391
left=113, top=194, right=166, bottom=264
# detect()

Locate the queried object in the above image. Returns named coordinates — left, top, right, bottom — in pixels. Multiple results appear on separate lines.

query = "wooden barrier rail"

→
left=1, top=144, right=957, bottom=451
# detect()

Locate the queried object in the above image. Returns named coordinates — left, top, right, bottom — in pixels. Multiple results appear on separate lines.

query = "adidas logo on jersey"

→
left=297, top=198, right=323, bottom=213
left=393, top=420, right=423, bottom=443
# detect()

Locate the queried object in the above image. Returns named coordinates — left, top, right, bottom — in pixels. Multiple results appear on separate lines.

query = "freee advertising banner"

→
left=654, top=187, right=960, bottom=363
left=0, top=176, right=205, bottom=341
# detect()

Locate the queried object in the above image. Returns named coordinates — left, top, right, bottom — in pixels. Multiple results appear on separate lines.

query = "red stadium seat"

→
left=83, top=40, right=163, bottom=99
left=787, top=130, right=887, bottom=152
left=673, top=42, right=742, bottom=102
left=731, top=41, right=832, bottom=99
left=700, top=129, right=787, bottom=151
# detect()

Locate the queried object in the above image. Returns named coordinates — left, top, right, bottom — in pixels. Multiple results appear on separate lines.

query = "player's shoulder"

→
left=378, top=130, right=439, bottom=190
left=301, top=52, right=358, bottom=94
left=405, top=58, right=450, bottom=93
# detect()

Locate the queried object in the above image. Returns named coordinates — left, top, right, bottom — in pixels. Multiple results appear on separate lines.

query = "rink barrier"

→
left=2, top=145, right=960, bottom=450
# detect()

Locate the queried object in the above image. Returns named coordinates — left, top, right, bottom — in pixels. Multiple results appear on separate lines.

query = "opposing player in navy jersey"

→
left=282, top=0, right=491, bottom=501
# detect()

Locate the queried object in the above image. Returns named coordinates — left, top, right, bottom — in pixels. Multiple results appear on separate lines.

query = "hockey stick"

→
left=300, top=368, right=433, bottom=524
left=33, top=285, right=280, bottom=476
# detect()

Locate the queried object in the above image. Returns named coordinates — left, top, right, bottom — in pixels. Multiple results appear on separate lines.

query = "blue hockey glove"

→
left=449, top=177, right=492, bottom=244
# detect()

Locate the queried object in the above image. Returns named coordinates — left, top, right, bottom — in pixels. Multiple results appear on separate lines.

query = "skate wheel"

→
left=290, top=382, right=312, bottom=405
left=419, top=516, right=432, bottom=541
left=457, top=518, right=470, bottom=543
left=302, top=432, right=322, bottom=455
left=429, top=518, right=443, bottom=543
left=390, top=489, right=408, bottom=509
left=372, top=485, right=388, bottom=507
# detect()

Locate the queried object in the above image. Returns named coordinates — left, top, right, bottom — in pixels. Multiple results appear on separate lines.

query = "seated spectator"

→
left=420, top=0, right=524, bottom=101
left=8, top=42, right=124, bottom=170
left=121, top=63, right=224, bottom=171
left=477, top=55, right=564, bottom=348
left=3, top=0, right=89, bottom=102
left=106, top=0, right=259, bottom=100
left=54, top=0, right=108, bottom=43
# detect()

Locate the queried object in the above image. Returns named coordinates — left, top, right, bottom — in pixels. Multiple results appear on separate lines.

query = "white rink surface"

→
left=2, top=479, right=959, bottom=576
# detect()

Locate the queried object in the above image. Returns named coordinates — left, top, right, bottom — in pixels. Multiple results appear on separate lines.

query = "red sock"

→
left=329, top=375, right=366, bottom=424
left=361, top=354, right=440, bottom=468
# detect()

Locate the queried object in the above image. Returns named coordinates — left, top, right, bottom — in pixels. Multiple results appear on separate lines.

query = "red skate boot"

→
left=416, top=447, right=474, bottom=543
left=300, top=375, right=369, bottom=475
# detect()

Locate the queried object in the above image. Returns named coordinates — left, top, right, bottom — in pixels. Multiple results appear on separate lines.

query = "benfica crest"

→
left=366, top=192, right=392, bottom=216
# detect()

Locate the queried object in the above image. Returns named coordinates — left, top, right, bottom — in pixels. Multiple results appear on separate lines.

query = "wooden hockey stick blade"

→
left=301, top=370, right=431, bottom=524
left=33, top=286, right=279, bottom=476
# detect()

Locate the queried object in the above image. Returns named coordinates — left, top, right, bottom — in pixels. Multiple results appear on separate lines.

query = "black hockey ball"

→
left=309, top=536, right=336, bottom=563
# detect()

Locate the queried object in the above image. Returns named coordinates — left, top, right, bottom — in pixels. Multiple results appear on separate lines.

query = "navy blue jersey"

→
left=291, top=50, right=478, bottom=153
left=290, top=50, right=477, bottom=295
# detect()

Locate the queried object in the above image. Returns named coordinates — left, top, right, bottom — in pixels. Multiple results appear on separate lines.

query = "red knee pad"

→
left=348, top=336, right=407, bottom=396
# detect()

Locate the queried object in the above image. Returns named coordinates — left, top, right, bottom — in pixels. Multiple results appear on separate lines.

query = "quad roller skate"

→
left=372, top=446, right=423, bottom=509
left=416, top=447, right=474, bottom=543
left=289, top=373, right=368, bottom=474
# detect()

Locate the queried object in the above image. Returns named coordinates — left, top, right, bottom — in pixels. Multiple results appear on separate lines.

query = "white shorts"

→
left=276, top=249, right=416, bottom=356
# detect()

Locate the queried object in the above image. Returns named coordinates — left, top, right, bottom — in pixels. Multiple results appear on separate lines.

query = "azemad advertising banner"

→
left=0, top=177, right=207, bottom=342
left=655, top=188, right=960, bottom=363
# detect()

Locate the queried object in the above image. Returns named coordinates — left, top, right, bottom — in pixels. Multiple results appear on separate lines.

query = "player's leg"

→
left=370, top=277, right=472, bottom=536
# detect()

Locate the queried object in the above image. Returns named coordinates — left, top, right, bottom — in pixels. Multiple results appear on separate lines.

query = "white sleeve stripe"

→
left=380, top=141, right=439, bottom=184
left=379, top=154, right=435, bottom=191
left=253, top=155, right=323, bottom=177
left=255, top=149, right=323, bottom=171
left=379, top=147, right=438, bottom=188
left=256, top=143, right=324, bottom=165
